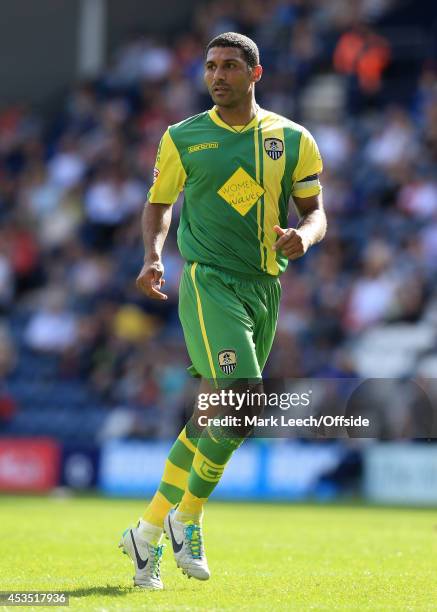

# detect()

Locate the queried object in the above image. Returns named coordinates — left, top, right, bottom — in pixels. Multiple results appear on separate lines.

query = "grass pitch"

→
left=0, top=495, right=436, bottom=611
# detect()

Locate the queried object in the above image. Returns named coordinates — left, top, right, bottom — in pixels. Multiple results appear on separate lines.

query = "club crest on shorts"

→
left=218, top=350, right=237, bottom=375
left=264, top=138, right=284, bottom=160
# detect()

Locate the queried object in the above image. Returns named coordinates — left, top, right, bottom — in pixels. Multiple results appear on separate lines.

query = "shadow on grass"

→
left=68, top=585, right=135, bottom=598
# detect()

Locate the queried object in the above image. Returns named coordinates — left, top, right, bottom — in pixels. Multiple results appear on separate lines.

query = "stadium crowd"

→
left=0, top=0, right=436, bottom=439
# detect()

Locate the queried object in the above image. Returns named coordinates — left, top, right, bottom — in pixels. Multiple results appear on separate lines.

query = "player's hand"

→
left=272, top=225, right=310, bottom=260
left=136, top=260, right=167, bottom=300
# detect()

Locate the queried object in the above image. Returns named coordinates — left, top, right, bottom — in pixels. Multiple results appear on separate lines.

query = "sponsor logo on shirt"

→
left=188, top=142, right=219, bottom=153
left=217, top=167, right=265, bottom=216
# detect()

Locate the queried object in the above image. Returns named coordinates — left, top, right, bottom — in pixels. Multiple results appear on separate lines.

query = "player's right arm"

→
left=136, top=129, right=187, bottom=300
left=136, top=203, right=172, bottom=300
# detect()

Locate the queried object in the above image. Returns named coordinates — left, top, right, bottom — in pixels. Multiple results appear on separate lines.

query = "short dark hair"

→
left=205, top=32, right=260, bottom=69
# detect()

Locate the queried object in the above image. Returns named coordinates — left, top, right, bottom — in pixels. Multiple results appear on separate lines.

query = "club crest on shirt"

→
left=153, top=167, right=160, bottom=183
left=264, top=138, right=284, bottom=160
left=218, top=350, right=237, bottom=375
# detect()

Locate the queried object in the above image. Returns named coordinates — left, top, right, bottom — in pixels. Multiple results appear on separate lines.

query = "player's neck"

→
left=215, top=98, right=259, bottom=127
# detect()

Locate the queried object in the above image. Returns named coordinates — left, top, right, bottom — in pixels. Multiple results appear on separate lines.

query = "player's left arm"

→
left=273, top=193, right=326, bottom=259
left=273, top=127, right=326, bottom=260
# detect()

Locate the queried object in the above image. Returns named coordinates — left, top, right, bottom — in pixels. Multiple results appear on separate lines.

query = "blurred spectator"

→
left=333, top=23, right=390, bottom=93
left=365, top=106, right=418, bottom=170
left=345, top=241, right=399, bottom=332
left=0, top=323, right=17, bottom=377
left=25, top=289, right=78, bottom=353
left=0, top=324, right=17, bottom=431
left=397, top=174, right=437, bottom=219
left=0, top=252, right=13, bottom=312
left=48, top=134, right=86, bottom=191
left=83, top=165, right=143, bottom=249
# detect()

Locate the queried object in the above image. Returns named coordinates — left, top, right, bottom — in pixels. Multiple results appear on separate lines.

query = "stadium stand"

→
left=0, top=0, right=436, bottom=442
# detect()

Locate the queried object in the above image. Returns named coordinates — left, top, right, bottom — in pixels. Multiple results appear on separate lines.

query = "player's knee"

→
left=222, top=379, right=266, bottom=438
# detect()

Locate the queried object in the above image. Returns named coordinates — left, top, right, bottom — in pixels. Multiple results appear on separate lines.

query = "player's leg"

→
left=177, top=266, right=281, bottom=513
left=248, top=273, right=282, bottom=372
left=141, top=415, right=200, bottom=538
left=165, top=264, right=278, bottom=579
left=119, top=393, right=207, bottom=588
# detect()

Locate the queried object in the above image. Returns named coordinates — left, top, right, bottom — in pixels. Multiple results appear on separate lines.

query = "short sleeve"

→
left=147, top=129, right=187, bottom=204
left=291, top=128, right=323, bottom=198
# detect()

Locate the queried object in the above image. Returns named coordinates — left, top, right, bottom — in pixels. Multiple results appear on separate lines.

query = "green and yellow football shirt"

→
left=148, top=106, right=322, bottom=278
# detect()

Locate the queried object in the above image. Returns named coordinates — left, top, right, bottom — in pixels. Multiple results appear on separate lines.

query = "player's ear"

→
left=252, top=64, right=263, bottom=83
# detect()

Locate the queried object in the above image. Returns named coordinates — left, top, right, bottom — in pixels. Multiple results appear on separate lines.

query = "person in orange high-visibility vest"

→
left=334, top=25, right=391, bottom=93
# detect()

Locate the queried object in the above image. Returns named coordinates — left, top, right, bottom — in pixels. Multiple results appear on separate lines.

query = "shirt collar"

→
left=208, top=105, right=262, bottom=133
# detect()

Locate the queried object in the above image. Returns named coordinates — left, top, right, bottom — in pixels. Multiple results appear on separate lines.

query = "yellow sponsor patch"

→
left=192, top=449, right=225, bottom=482
left=198, top=459, right=224, bottom=482
left=217, top=167, right=265, bottom=216
left=188, top=142, right=219, bottom=153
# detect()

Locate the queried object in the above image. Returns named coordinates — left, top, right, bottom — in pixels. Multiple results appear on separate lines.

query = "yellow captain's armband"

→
left=148, top=129, right=187, bottom=204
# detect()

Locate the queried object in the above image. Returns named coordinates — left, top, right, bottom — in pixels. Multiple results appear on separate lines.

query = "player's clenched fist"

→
left=272, top=225, right=310, bottom=260
left=136, top=260, right=167, bottom=300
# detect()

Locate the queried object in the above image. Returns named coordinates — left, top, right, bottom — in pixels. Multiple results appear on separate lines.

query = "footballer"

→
left=119, top=32, right=326, bottom=589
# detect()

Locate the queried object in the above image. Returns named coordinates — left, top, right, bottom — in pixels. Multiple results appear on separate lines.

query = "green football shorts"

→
left=178, top=262, right=281, bottom=383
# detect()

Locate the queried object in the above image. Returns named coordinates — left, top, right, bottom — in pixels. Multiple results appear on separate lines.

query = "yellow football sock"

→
left=143, top=424, right=198, bottom=527
left=175, top=489, right=207, bottom=522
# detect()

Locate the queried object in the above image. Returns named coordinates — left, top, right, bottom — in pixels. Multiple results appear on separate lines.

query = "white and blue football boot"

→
left=119, top=523, right=164, bottom=590
left=164, top=509, right=210, bottom=580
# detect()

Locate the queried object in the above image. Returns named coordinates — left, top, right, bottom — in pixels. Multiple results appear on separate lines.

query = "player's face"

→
left=204, top=47, right=262, bottom=108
